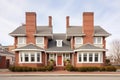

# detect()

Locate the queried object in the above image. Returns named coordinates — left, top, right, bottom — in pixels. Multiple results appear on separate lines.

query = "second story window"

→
left=94, top=37, right=102, bottom=44
left=18, top=37, right=26, bottom=44
left=36, top=37, right=44, bottom=44
left=75, top=37, right=83, bottom=44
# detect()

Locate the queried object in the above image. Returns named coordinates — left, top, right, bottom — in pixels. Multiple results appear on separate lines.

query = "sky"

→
left=0, top=0, right=120, bottom=52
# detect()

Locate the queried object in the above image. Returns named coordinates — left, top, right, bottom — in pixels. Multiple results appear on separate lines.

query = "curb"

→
left=0, top=74, right=120, bottom=77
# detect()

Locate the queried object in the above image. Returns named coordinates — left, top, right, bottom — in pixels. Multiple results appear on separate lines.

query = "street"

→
left=0, top=76, right=120, bottom=80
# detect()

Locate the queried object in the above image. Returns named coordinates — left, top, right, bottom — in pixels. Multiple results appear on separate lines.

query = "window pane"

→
left=66, top=54, right=69, bottom=58
left=75, top=37, right=82, bottom=44
left=95, top=54, right=98, bottom=62
left=18, top=37, right=25, bottom=44
left=31, top=54, right=35, bottom=62
left=83, top=53, right=87, bottom=62
left=37, top=53, right=40, bottom=62
left=97, top=37, right=101, bottom=43
left=36, top=37, right=43, bottom=44
left=89, top=53, right=93, bottom=62
left=25, top=54, right=29, bottom=62
left=79, top=54, right=81, bottom=62
left=20, top=54, right=23, bottom=62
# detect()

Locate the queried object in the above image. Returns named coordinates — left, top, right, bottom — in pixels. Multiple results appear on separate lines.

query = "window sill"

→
left=19, top=62, right=42, bottom=64
left=77, top=62, right=103, bottom=63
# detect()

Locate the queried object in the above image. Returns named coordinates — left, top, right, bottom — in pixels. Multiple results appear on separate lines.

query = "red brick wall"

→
left=26, top=12, right=36, bottom=44
left=49, top=16, right=52, bottom=27
left=71, top=37, right=75, bottom=49
left=0, top=56, right=6, bottom=68
left=44, top=37, right=48, bottom=49
left=103, top=37, right=106, bottom=48
left=15, top=51, right=19, bottom=66
left=83, top=12, right=94, bottom=44
left=66, top=16, right=69, bottom=28
left=14, top=37, right=17, bottom=48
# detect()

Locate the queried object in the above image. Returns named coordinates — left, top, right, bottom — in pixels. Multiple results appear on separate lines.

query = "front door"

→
left=57, top=54, right=62, bottom=66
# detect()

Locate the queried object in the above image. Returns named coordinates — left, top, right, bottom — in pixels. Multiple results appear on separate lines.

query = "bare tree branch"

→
left=109, top=40, right=120, bottom=64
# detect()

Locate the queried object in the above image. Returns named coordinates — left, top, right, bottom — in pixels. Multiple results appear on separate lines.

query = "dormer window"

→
left=56, top=40, right=63, bottom=47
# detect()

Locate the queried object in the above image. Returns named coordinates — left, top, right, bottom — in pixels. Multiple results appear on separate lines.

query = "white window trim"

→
left=94, top=37, right=102, bottom=44
left=75, top=37, right=83, bottom=44
left=19, top=52, right=42, bottom=63
left=36, top=37, right=44, bottom=44
left=18, top=37, right=26, bottom=45
left=77, top=52, right=103, bottom=63
left=49, top=54, right=55, bottom=60
left=65, top=53, right=70, bottom=60
left=56, top=40, right=63, bottom=47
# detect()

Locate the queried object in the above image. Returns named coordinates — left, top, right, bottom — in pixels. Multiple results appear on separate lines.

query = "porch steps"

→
left=54, top=66, right=65, bottom=71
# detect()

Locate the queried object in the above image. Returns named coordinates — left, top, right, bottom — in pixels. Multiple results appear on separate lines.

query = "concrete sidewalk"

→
left=0, top=70, right=120, bottom=77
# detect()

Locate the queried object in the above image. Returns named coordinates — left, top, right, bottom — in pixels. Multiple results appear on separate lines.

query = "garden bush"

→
left=65, top=66, right=116, bottom=72
left=65, top=64, right=74, bottom=71
left=9, top=65, right=54, bottom=72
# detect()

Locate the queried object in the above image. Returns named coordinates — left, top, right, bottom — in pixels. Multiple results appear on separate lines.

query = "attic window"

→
left=56, top=40, right=63, bottom=47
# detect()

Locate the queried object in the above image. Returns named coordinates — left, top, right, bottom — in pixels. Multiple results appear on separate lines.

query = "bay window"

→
left=19, top=52, right=42, bottom=63
left=77, top=52, right=103, bottom=63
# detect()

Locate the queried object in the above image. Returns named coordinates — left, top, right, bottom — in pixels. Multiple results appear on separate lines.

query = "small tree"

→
left=109, top=40, right=120, bottom=64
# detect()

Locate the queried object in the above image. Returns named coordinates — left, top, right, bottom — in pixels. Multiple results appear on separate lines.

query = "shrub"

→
left=105, top=66, right=116, bottom=72
left=77, top=67, right=99, bottom=72
left=9, top=66, right=53, bottom=72
left=99, top=67, right=105, bottom=71
left=46, top=65, right=54, bottom=71
left=65, top=64, right=74, bottom=71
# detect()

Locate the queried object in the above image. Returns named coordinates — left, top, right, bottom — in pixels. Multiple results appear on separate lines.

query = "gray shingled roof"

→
left=46, top=34, right=74, bottom=52
left=0, top=47, right=14, bottom=56
left=67, top=26, right=110, bottom=38
left=14, top=43, right=44, bottom=51
left=74, top=43, right=106, bottom=51
left=10, top=26, right=52, bottom=37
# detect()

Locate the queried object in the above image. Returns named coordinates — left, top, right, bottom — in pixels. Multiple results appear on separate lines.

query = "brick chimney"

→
left=83, top=12, right=94, bottom=44
left=26, top=12, right=36, bottom=44
left=49, top=16, right=52, bottom=27
left=66, top=16, right=69, bottom=28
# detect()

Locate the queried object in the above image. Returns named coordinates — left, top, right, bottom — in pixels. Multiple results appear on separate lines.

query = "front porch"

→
left=46, top=53, right=74, bottom=67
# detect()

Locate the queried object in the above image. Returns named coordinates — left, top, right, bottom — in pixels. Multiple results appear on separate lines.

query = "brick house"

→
left=10, top=12, right=110, bottom=68
left=0, top=44, right=14, bottom=68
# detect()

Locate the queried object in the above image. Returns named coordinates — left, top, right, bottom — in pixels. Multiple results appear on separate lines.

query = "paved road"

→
left=0, top=76, right=120, bottom=80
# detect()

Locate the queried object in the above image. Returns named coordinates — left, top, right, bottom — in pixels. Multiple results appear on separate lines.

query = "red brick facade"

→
left=12, top=12, right=109, bottom=68
left=26, top=12, right=36, bottom=44
left=83, top=12, right=94, bottom=44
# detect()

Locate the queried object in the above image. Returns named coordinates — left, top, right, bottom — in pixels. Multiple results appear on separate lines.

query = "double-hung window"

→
left=75, top=37, right=83, bottom=44
left=18, top=37, right=26, bottom=45
left=94, top=37, right=102, bottom=44
left=36, top=37, right=44, bottom=44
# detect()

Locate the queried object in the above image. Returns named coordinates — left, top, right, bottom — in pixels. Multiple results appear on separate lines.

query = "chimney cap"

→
left=26, top=12, right=36, bottom=15
left=83, top=12, right=94, bottom=15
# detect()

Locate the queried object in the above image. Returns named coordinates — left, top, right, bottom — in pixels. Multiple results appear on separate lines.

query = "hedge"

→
left=9, top=65, right=53, bottom=72
left=65, top=64, right=116, bottom=72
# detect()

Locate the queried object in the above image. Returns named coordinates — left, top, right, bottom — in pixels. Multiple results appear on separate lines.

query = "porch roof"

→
left=13, top=43, right=45, bottom=51
left=74, top=43, right=107, bottom=51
